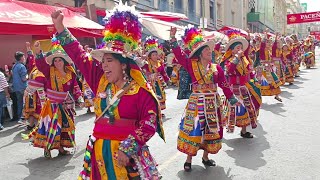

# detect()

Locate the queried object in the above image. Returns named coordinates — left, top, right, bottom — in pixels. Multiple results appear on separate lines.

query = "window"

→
left=210, top=1, right=214, bottom=19
left=232, top=11, right=235, bottom=25
left=159, top=0, right=169, bottom=11
left=138, top=0, right=154, bottom=7
left=188, top=0, right=195, bottom=15
left=174, top=0, right=183, bottom=13
left=217, top=3, right=222, bottom=20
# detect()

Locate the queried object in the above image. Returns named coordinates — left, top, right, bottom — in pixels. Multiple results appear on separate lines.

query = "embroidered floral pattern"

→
left=119, top=135, right=139, bottom=157
left=56, top=28, right=75, bottom=46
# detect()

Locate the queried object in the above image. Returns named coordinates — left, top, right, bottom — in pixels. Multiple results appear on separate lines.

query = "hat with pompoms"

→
left=144, top=36, right=160, bottom=57
left=182, top=26, right=215, bottom=58
left=90, top=1, right=142, bottom=62
left=46, top=36, right=72, bottom=65
left=225, top=29, right=249, bottom=50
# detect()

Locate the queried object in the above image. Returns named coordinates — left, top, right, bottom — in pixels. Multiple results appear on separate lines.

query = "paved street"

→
left=1, top=58, right=320, bottom=180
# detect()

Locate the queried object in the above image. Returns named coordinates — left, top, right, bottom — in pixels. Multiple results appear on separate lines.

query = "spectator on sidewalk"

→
left=12, top=51, right=28, bottom=123
left=0, top=71, right=11, bottom=130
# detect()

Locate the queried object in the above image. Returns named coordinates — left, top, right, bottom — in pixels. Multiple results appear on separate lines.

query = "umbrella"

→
left=141, top=18, right=185, bottom=40
left=218, top=26, right=248, bottom=37
left=141, top=11, right=188, bottom=22
left=203, top=31, right=229, bottom=43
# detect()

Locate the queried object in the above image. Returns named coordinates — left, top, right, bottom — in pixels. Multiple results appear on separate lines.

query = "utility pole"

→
left=86, top=0, right=97, bottom=46
left=202, top=0, right=205, bottom=31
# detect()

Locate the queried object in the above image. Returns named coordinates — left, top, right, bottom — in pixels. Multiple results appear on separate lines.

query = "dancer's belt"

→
left=191, top=83, right=217, bottom=92
left=46, top=89, right=69, bottom=104
left=229, top=75, right=250, bottom=86
left=93, top=117, right=136, bottom=141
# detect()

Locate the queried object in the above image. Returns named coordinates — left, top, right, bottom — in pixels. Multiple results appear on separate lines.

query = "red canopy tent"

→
left=0, top=0, right=104, bottom=37
left=55, top=3, right=188, bottom=22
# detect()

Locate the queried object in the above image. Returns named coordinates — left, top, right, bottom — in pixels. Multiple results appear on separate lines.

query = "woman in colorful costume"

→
left=24, top=38, right=84, bottom=158
left=271, top=35, right=286, bottom=84
left=170, top=27, right=239, bottom=171
left=257, top=32, right=282, bottom=101
left=142, top=37, right=170, bottom=112
left=82, top=78, right=95, bottom=113
left=283, top=39, right=295, bottom=85
left=51, top=3, right=165, bottom=179
left=303, top=37, right=315, bottom=69
left=289, top=35, right=301, bottom=76
left=23, top=42, right=47, bottom=130
left=220, top=30, right=262, bottom=138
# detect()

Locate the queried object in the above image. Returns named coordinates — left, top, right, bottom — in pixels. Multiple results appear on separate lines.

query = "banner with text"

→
left=287, top=11, right=320, bottom=24
left=310, top=31, right=320, bottom=35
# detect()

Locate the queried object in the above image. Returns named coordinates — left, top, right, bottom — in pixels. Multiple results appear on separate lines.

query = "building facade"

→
left=274, top=0, right=287, bottom=34
left=247, top=0, right=278, bottom=33
left=216, top=0, right=248, bottom=30
left=286, top=0, right=308, bottom=38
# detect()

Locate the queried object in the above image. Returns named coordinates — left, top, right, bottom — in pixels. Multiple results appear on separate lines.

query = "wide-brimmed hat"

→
left=144, top=36, right=161, bottom=57
left=182, top=26, right=215, bottom=58
left=46, top=36, right=72, bottom=65
left=225, top=30, right=249, bottom=50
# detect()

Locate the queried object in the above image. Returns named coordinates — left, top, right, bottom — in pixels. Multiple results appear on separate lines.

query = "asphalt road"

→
left=1, top=59, right=320, bottom=180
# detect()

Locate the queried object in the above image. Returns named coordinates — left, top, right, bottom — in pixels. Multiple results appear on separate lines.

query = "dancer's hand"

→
left=170, top=27, right=177, bottom=38
left=51, top=10, right=65, bottom=33
left=117, top=150, right=129, bottom=167
left=26, top=42, right=31, bottom=51
left=236, top=50, right=244, bottom=58
left=34, top=41, right=41, bottom=54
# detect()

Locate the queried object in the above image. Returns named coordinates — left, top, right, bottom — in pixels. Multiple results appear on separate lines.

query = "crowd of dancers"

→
left=8, top=1, right=317, bottom=180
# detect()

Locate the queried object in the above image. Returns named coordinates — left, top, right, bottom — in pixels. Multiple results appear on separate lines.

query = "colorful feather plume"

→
left=225, top=29, right=245, bottom=40
left=145, top=36, right=159, bottom=52
left=101, top=2, right=142, bottom=52
left=50, top=36, right=66, bottom=54
left=182, top=27, right=204, bottom=50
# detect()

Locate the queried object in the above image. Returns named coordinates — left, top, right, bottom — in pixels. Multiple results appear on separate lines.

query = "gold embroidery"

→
left=50, top=67, right=73, bottom=91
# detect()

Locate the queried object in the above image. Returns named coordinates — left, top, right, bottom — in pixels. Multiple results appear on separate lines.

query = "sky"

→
left=300, top=0, right=320, bottom=12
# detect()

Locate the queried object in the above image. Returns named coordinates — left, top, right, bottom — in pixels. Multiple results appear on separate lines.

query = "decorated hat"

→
left=90, top=2, right=141, bottom=62
left=46, top=36, right=72, bottom=65
left=90, top=1, right=165, bottom=142
left=182, top=26, right=215, bottom=58
left=144, top=36, right=160, bottom=57
left=290, top=34, right=298, bottom=42
left=225, top=29, right=249, bottom=50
